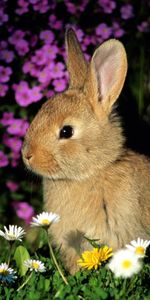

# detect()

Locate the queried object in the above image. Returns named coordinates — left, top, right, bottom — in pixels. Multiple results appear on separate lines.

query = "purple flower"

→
left=137, top=22, right=149, bottom=33
left=0, top=49, right=15, bottom=63
left=15, top=39, right=29, bottom=56
left=65, top=2, right=77, bottom=14
left=31, top=48, right=48, bottom=66
left=98, top=0, right=116, bottom=14
left=31, top=86, right=43, bottom=102
left=38, top=67, right=52, bottom=84
left=6, top=181, right=19, bottom=192
left=49, top=62, right=65, bottom=79
left=0, top=41, right=8, bottom=50
left=8, top=30, right=25, bottom=45
left=0, top=112, right=14, bottom=126
left=48, top=15, right=63, bottom=30
left=120, top=4, right=134, bottom=20
left=42, top=44, right=58, bottom=60
left=0, top=10, right=9, bottom=26
left=10, top=151, right=20, bottom=167
left=15, top=6, right=29, bottom=15
left=0, top=83, right=8, bottom=97
left=112, top=21, right=125, bottom=38
left=52, top=78, right=67, bottom=92
left=39, top=30, right=54, bottom=44
left=12, top=201, right=35, bottom=224
left=7, top=119, right=29, bottom=136
left=13, top=81, right=42, bottom=106
left=3, top=135, right=22, bottom=153
left=22, top=61, right=41, bottom=77
left=0, top=66, right=12, bottom=83
left=13, top=81, right=33, bottom=107
left=0, top=150, right=9, bottom=167
left=96, top=23, right=112, bottom=39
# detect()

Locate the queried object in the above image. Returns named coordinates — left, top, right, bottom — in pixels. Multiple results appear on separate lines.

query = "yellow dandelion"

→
left=77, top=246, right=113, bottom=270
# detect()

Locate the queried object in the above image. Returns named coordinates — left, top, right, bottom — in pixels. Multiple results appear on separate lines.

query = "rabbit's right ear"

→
left=65, top=28, right=88, bottom=89
left=84, top=39, right=127, bottom=116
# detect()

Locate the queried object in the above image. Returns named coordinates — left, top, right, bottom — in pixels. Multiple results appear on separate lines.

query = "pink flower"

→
left=52, top=78, right=67, bottom=92
left=40, top=30, right=54, bottom=44
left=38, top=67, right=52, bottom=84
left=0, top=66, right=12, bottom=83
left=42, top=44, right=58, bottom=60
left=3, top=135, right=22, bottom=153
left=98, top=0, right=116, bottom=14
left=137, top=22, right=149, bottom=33
left=7, top=119, right=29, bottom=136
left=6, top=180, right=19, bottom=192
left=31, top=48, right=48, bottom=66
left=0, top=83, right=8, bottom=97
left=0, top=10, right=9, bottom=26
left=120, top=4, right=134, bottom=20
left=0, top=112, right=14, bottom=126
left=15, top=39, right=29, bottom=56
left=13, top=201, right=35, bottom=224
left=0, top=40, right=8, bottom=50
left=0, top=49, right=15, bottom=63
left=112, top=22, right=125, bottom=38
left=22, top=61, right=41, bottom=77
left=49, top=62, right=65, bottom=79
left=13, top=81, right=33, bottom=107
left=0, top=150, right=9, bottom=167
left=10, top=151, right=20, bottom=167
left=30, top=34, right=38, bottom=47
left=8, top=30, right=25, bottom=45
left=15, top=6, right=29, bottom=15
left=13, top=81, right=43, bottom=106
left=31, top=86, right=43, bottom=102
left=48, top=15, right=63, bottom=30
left=65, top=2, right=77, bottom=14
left=96, top=23, right=112, bottom=39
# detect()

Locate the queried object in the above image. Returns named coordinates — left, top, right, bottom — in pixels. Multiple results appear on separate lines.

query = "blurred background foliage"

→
left=0, top=0, right=150, bottom=227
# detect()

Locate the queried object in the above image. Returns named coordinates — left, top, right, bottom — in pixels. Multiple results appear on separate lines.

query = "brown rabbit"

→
left=22, top=29, right=150, bottom=274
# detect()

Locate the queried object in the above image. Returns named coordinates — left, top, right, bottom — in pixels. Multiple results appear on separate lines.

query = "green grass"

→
left=0, top=244, right=150, bottom=300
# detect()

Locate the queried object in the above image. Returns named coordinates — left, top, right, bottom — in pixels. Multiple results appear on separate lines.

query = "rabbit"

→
left=22, top=28, right=150, bottom=274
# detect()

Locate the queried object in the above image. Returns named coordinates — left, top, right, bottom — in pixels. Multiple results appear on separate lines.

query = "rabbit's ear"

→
left=65, top=28, right=88, bottom=89
left=85, top=39, right=127, bottom=115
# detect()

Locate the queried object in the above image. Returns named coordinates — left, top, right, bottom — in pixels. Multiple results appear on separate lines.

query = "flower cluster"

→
left=0, top=1, right=149, bottom=233
left=0, top=211, right=60, bottom=287
left=78, top=237, right=150, bottom=278
left=108, top=238, right=150, bottom=278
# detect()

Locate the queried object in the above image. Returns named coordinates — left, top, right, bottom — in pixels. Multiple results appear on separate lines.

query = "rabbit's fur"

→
left=22, top=29, right=150, bottom=273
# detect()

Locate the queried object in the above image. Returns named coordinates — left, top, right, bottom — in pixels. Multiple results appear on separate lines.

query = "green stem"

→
left=46, top=230, right=68, bottom=285
left=17, top=272, right=32, bottom=292
left=7, top=242, right=14, bottom=266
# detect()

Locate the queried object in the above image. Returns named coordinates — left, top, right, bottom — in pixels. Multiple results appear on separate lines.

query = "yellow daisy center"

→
left=41, top=219, right=50, bottom=225
left=135, top=246, right=145, bottom=255
left=122, top=260, right=132, bottom=269
left=0, top=268, right=9, bottom=275
left=77, top=246, right=113, bottom=270
left=32, top=262, right=39, bottom=269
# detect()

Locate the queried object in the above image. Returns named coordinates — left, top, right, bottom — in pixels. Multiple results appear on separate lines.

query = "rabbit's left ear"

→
left=84, top=39, right=127, bottom=115
left=65, top=28, right=88, bottom=89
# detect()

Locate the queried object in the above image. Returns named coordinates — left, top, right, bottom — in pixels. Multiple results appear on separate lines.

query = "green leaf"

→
left=14, top=245, right=30, bottom=276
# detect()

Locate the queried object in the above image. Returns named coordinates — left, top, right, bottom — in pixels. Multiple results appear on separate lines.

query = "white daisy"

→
left=0, top=262, right=17, bottom=283
left=31, top=211, right=60, bottom=228
left=126, top=237, right=150, bottom=258
left=0, top=225, right=25, bottom=241
left=107, top=249, right=142, bottom=278
left=24, top=259, right=46, bottom=273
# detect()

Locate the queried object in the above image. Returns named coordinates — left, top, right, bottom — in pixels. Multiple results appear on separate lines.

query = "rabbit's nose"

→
left=25, top=153, right=33, bottom=161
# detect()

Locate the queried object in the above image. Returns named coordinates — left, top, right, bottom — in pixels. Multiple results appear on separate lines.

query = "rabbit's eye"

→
left=59, top=125, right=74, bottom=139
